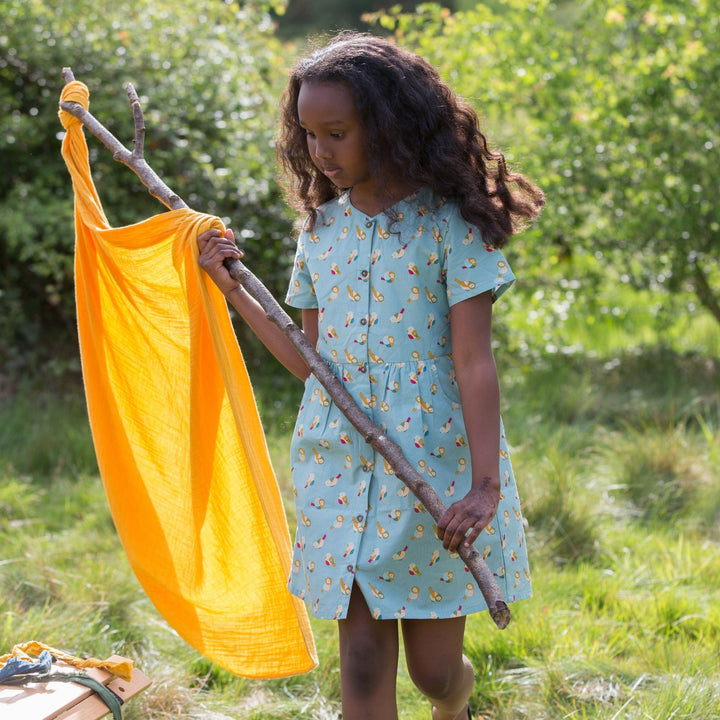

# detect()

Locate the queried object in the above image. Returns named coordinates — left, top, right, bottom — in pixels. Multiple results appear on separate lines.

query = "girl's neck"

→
left=349, top=182, right=417, bottom=218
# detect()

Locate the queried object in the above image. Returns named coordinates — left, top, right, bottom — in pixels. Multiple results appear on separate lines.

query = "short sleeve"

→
left=285, top=228, right=318, bottom=309
left=443, top=215, right=515, bottom=307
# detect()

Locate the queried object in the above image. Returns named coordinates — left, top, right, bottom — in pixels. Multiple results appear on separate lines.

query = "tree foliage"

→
left=2, top=0, right=717, bottom=382
left=372, top=1, right=719, bottom=328
left=1, top=0, right=295, bottom=376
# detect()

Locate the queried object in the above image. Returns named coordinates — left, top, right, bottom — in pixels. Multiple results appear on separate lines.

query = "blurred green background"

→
left=2, top=0, right=718, bottom=385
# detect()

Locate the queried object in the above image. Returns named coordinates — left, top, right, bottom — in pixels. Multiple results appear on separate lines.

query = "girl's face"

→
left=297, top=81, right=374, bottom=200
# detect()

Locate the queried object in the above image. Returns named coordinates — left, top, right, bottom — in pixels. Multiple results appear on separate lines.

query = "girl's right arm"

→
left=197, top=228, right=315, bottom=382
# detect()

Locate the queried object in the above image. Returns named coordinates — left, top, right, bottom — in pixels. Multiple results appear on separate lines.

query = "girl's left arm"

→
left=436, top=290, right=502, bottom=553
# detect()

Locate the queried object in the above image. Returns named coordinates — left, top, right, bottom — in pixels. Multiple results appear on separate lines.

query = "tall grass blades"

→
left=0, top=391, right=98, bottom=478
left=1, top=338, right=718, bottom=718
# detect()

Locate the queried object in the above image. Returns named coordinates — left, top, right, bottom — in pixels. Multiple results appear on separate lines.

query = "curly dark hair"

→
left=277, top=31, right=544, bottom=248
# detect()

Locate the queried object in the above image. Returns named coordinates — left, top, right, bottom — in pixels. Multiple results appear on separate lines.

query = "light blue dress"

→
left=285, top=187, right=531, bottom=620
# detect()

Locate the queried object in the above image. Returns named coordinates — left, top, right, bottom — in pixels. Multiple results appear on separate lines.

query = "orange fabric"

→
left=59, top=82, right=316, bottom=678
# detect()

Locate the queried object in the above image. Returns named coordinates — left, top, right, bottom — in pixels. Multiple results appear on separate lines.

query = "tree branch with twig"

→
left=59, top=67, right=511, bottom=629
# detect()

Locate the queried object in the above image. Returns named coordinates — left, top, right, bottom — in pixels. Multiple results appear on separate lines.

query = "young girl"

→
left=198, top=31, right=543, bottom=720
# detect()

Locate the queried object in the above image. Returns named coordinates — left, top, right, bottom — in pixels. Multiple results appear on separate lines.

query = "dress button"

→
left=358, top=364, right=367, bottom=373
left=356, top=514, right=364, bottom=522
left=360, top=317, right=368, bottom=325
left=361, top=269, right=369, bottom=278
left=365, top=220, right=373, bottom=228
left=346, top=564, right=354, bottom=572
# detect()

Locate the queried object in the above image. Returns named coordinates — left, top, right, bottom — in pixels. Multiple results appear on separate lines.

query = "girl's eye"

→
left=303, top=129, right=343, bottom=140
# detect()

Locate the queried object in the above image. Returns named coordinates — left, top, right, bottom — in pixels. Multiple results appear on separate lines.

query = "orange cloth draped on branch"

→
left=58, top=81, right=316, bottom=678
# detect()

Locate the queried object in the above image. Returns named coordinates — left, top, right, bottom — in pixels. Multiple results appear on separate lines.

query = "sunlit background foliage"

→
left=1, top=0, right=718, bottom=381
left=383, top=0, right=719, bottom=357
left=1, top=0, right=293, bottom=378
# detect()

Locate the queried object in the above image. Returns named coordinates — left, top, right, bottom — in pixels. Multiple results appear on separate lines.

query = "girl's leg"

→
left=401, top=616, right=474, bottom=720
left=337, top=584, right=400, bottom=720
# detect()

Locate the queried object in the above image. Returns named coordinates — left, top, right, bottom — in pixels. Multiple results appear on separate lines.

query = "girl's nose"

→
left=315, top=141, right=332, bottom=160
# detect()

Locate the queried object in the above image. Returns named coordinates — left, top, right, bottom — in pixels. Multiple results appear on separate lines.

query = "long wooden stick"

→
left=59, top=68, right=511, bottom=629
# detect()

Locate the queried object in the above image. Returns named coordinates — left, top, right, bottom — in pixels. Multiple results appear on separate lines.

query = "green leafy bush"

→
left=1, top=0, right=296, bottom=378
left=372, top=0, right=720, bottom=336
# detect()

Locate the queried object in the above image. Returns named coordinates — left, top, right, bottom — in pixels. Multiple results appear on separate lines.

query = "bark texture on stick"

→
left=59, top=68, right=511, bottom=629
left=60, top=67, right=186, bottom=211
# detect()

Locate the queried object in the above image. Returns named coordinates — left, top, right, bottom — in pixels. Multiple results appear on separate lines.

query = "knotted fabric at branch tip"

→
left=59, top=80, right=90, bottom=129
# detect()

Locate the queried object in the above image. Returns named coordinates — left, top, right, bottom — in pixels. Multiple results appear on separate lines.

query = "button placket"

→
left=349, top=217, right=375, bottom=581
left=347, top=219, right=372, bottom=360
left=358, top=218, right=375, bottom=355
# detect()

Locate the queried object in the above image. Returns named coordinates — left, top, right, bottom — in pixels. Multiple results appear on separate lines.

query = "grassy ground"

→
left=1, top=307, right=719, bottom=718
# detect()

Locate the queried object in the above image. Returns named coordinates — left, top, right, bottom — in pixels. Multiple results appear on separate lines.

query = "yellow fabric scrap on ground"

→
left=58, top=81, right=316, bottom=678
left=0, top=641, right=134, bottom=682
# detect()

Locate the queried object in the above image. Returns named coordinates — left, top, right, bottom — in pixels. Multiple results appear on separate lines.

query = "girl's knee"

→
left=340, top=637, right=398, bottom=697
left=407, top=662, right=454, bottom=700
left=341, top=635, right=393, bottom=694
left=407, top=654, right=474, bottom=702
left=339, top=592, right=399, bottom=699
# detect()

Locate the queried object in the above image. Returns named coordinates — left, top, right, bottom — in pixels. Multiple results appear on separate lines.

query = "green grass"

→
left=1, top=325, right=719, bottom=718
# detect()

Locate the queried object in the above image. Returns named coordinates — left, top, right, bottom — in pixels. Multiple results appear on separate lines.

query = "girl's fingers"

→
left=196, top=227, right=243, bottom=296
left=439, top=513, right=467, bottom=552
left=207, top=243, right=242, bottom=262
left=440, top=510, right=486, bottom=552
left=197, top=228, right=237, bottom=252
left=199, top=237, right=242, bottom=266
left=436, top=509, right=456, bottom=540
left=197, top=228, right=222, bottom=250
left=454, top=520, right=477, bottom=552
left=199, top=243, right=221, bottom=265
left=439, top=492, right=495, bottom=550
left=463, top=522, right=483, bottom=548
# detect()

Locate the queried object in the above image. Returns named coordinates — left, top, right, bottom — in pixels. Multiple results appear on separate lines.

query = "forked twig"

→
left=61, top=68, right=186, bottom=210
left=59, top=67, right=511, bottom=629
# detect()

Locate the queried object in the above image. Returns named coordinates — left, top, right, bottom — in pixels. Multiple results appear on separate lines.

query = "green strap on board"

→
left=2, top=671, right=124, bottom=719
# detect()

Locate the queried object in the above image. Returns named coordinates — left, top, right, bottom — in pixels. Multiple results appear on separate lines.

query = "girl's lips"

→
left=323, top=167, right=341, bottom=178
